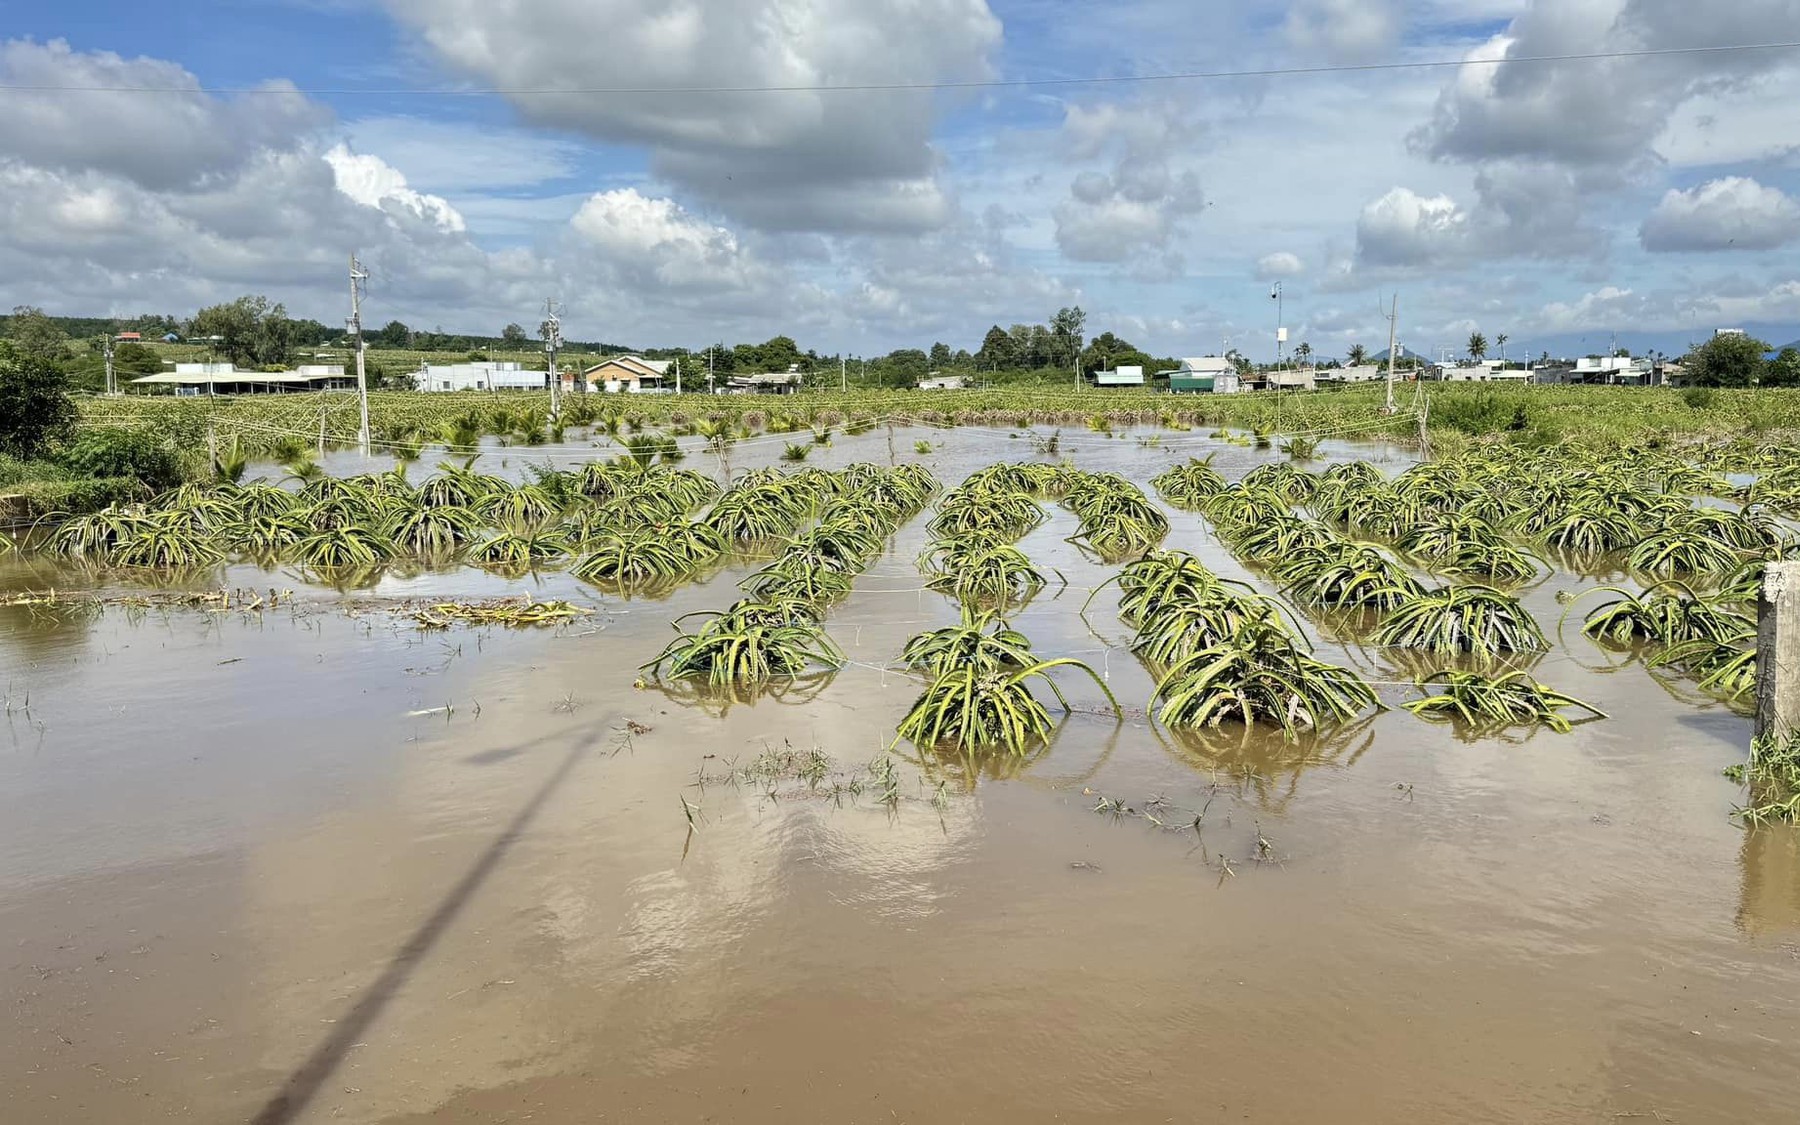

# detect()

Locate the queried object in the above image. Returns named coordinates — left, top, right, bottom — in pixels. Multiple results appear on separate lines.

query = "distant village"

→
left=91, top=321, right=1764, bottom=397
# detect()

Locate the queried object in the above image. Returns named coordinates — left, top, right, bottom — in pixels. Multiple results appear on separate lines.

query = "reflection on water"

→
left=1157, top=717, right=1378, bottom=811
left=1739, top=827, right=1800, bottom=936
left=649, top=671, right=840, bottom=717
left=893, top=716, right=1126, bottom=789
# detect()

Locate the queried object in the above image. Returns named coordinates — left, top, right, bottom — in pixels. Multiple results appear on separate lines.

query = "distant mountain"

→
left=1365, top=346, right=1431, bottom=364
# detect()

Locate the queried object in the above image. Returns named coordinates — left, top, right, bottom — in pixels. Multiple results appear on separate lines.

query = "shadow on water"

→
left=248, top=719, right=608, bottom=1125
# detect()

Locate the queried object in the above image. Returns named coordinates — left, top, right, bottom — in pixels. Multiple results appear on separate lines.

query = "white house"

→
left=1316, top=364, right=1385, bottom=384
left=1569, top=356, right=1653, bottom=385
left=1164, top=357, right=1240, bottom=393
left=1430, top=360, right=1526, bottom=382
left=1093, top=364, right=1145, bottom=387
left=132, top=363, right=352, bottom=395
left=918, top=374, right=970, bottom=390
left=410, top=361, right=548, bottom=392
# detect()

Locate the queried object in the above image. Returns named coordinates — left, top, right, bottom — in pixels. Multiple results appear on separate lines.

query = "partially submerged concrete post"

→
left=1754, top=560, right=1800, bottom=741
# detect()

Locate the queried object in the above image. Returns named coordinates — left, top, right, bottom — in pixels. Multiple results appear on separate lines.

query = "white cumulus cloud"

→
left=1640, top=177, right=1800, bottom=253
left=325, top=145, right=466, bottom=233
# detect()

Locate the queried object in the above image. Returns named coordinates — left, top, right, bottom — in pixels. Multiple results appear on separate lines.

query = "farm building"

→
left=1315, top=364, right=1385, bottom=384
left=131, top=363, right=354, bottom=395
left=1428, top=360, right=1527, bottom=382
left=918, top=375, right=970, bottom=390
left=727, top=372, right=803, bottom=395
left=408, top=361, right=548, bottom=392
left=1264, top=370, right=1317, bottom=391
left=1164, top=357, right=1239, bottom=394
left=576, top=355, right=673, bottom=394
left=1093, top=365, right=1145, bottom=388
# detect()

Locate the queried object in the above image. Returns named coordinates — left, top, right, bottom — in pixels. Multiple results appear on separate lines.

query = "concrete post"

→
left=1754, top=560, right=1800, bottom=741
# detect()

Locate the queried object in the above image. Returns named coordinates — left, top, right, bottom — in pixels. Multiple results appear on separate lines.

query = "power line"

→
left=3, top=41, right=1798, bottom=97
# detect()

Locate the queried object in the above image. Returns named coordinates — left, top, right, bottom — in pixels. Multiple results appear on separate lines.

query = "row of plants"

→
left=26, top=461, right=736, bottom=582
left=644, top=464, right=939, bottom=691
left=901, top=466, right=1119, bottom=751
left=75, top=385, right=1800, bottom=466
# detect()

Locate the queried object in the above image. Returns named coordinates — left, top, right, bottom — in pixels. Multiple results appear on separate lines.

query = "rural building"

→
left=1093, top=365, right=1145, bottom=388
left=917, top=375, right=970, bottom=390
left=114, top=331, right=142, bottom=343
left=1265, top=370, right=1317, bottom=391
left=1570, top=356, right=1652, bottom=385
left=1430, top=360, right=1528, bottom=382
left=409, top=361, right=548, bottom=392
left=1164, top=356, right=1240, bottom=394
left=131, top=363, right=353, bottom=395
left=1315, top=364, right=1385, bottom=384
left=727, top=372, right=803, bottom=395
left=577, top=355, right=673, bottom=394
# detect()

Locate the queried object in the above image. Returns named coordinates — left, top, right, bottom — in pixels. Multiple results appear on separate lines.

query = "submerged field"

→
left=2, top=421, right=1798, bottom=1123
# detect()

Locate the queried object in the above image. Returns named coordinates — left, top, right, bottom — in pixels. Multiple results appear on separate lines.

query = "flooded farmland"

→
left=3, top=425, right=1798, bottom=1125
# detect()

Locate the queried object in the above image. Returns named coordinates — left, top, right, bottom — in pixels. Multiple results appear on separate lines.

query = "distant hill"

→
left=1367, top=346, right=1431, bottom=364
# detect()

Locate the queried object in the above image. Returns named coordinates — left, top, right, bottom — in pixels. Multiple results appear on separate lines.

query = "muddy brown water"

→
left=3, top=426, right=1798, bottom=1124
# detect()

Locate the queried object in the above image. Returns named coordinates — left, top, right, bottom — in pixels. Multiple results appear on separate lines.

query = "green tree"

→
left=376, top=320, right=411, bottom=347
left=1685, top=333, right=1771, bottom=388
left=192, top=295, right=294, bottom=367
left=976, top=326, right=1014, bottom=370
left=1763, top=347, right=1800, bottom=388
left=0, top=340, right=77, bottom=458
left=929, top=341, right=952, bottom=368
left=1496, top=332, right=1509, bottom=362
left=1051, top=306, right=1086, bottom=368
left=875, top=348, right=929, bottom=387
left=1346, top=344, right=1368, bottom=367
left=1295, top=341, right=1313, bottom=366
left=4, top=306, right=71, bottom=362
left=1467, top=332, right=1487, bottom=362
left=112, top=341, right=163, bottom=375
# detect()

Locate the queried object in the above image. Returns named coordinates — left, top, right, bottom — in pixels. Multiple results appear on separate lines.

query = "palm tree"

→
left=1295, top=341, right=1313, bottom=367
left=1346, top=344, right=1368, bottom=367
left=1496, top=333, right=1509, bottom=363
left=1468, top=332, right=1488, bottom=362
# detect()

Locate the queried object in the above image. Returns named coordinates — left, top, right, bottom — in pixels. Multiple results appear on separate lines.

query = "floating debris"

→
left=402, top=597, right=594, bottom=630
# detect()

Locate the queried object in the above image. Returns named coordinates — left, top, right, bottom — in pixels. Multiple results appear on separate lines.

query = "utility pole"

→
left=841, top=355, right=846, bottom=393
left=103, top=336, right=117, bottom=396
left=1382, top=293, right=1400, bottom=415
left=707, top=346, right=715, bottom=395
left=348, top=253, right=370, bottom=452
left=541, top=299, right=562, bottom=418
left=675, top=356, right=682, bottom=395
left=1271, top=282, right=1286, bottom=372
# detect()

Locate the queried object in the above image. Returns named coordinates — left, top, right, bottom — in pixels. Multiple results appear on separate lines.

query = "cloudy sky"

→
left=4, top=0, right=1800, bottom=360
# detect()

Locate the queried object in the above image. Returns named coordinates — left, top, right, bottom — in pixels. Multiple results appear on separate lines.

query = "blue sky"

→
left=3, top=0, right=1799, bottom=359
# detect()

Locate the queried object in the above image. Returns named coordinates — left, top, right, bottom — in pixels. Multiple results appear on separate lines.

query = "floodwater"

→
left=3, top=426, right=1798, bottom=1124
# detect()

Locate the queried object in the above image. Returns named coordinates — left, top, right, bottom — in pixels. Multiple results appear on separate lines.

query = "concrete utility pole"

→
left=348, top=253, right=370, bottom=452
left=841, top=355, right=846, bottom=392
left=1756, top=561, right=1800, bottom=741
left=103, top=337, right=116, bottom=396
left=1271, top=282, right=1286, bottom=371
left=541, top=299, right=563, bottom=418
left=1382, top=293, right=1400, bottom=415
left=675, top=356, right=682, bottom=395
